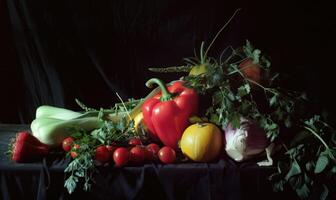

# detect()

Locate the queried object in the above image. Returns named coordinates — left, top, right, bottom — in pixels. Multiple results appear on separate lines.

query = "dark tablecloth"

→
left=0, top=124, right=298, bottom=200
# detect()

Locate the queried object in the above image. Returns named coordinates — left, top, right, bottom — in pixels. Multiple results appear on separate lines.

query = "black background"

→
left=1, top=0, right=336, bottom=124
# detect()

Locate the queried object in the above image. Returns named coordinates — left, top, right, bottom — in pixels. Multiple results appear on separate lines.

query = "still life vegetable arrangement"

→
left=6, top=10, right=336, bottom=199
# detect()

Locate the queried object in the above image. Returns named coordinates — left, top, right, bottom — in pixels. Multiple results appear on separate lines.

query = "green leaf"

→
left=243, top=40, right=254, bottom=57
left=252, top=49, right=261, bottom=63
left=295, top=183, right=310, bottom=199
left=288, top=175, right=303, bottom=189
left=64, top=175, right=79, bottom=194
left=261, top=56, right=271, bottom=69
left=269, top=95, right=277, bottom=107
left=284, top=116, right=291, bottom=128
left=237, top=84, right=251, bottom=97
left=226, top=90, right=236, bottom=101
left=116, top=118, right=126, bottom=131
left=314, top=155, right=329, bottom=173
left=98, top=108, right=104, bottom=120
left=212, top=91, right=223, bottom=104
left=230, top=113, right=241, bottom=128
left=65, top=160, right=79, bottom=172
left=209, top=113, right=219, bottom=124
left=331, top=166, right=336, bottom=173
left=239, top=100, right=252, bottom=114
left=304, top=115, right=320, bottom=128
left=305, top=161, right=314, bottom=172
left=84, top=181, right=92, bottom=191
left=285, top=161, right=301, bottom=181
left=272, top=180, right=285, bottom=192
left=75, top=171, right=84, bottom=177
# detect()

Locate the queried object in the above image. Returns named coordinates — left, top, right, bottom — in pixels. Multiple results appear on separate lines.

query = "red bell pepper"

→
left=142, top=78, right=198, bottom=150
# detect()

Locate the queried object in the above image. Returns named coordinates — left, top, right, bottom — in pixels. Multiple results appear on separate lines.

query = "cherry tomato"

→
left=113, top=147, right=130, bottom=167
left=128, top=138, right=142, bottom=146
left=106, top=145, right=117, bottom=156
left=146, top=143, right=160, bottom=155
left=95, top=145, right=110, bottom=163
left=129, top=146, right=146, bottom=165
left=238, top=58, right=261, bottom=83
left=70, top=144, right=80, bottom=159
left=62, top=137, right=74, bottom=152
left=158, top=146, right=176, bottom=164
left=146, top=143, right=160, bottom=161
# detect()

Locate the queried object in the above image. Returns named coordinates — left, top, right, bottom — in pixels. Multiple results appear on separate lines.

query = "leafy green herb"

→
left=151, top=38, right=336, bottom=199
left=270, top=116, right=336, bottom=199
left=64, top=98, right=141, bottom=194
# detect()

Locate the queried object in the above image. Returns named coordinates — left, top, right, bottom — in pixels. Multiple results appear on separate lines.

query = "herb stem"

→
left=219, top=46, right=232, bottom=64
left=246, top=78, right=279, bottom=95
left=146, top=78, right=173, bottom=101
left=148, top=66, right=192, bottom=73
left=116, top=92, right=132, bottom=120
left=204, top=8, right=241, bottom=58
left=226, top=58, right=251, bottom=75
left=303, top=125, right=330, bottom=150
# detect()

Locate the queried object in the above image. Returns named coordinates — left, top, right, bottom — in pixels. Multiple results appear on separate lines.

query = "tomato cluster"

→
left=61, top=137, right=176, bottom=167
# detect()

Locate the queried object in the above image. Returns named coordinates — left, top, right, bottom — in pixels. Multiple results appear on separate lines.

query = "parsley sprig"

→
left=270, top=116, right=336, bottom=199
left=64, top=99, right=140, bottom=194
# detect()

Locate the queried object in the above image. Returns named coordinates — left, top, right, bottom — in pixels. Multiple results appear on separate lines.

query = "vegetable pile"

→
left=6, top=10, right=336, bottom=199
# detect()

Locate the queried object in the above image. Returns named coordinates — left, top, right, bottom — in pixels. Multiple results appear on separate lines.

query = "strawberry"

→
left=11, top=131, right=50, bottom=163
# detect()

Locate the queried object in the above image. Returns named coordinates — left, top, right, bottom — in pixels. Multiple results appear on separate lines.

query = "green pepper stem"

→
left=146, top=78, right=173, bottom=101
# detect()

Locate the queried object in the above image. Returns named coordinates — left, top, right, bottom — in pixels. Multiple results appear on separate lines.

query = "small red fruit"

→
left=95, top=145, right=110, bottom=163
left=113, top=147, right=130, bottom=167
left=146, top=143, right=160, bottom=161
left=70, top=144, right=80, bottom=159
left=158, top=146, right=176, bottom=164
left=146, top=143, right=160, bottom=155
left=12, top=131, right=50, bottom=163
left=62, top=137, right=74, bottom=152
left=106, top=145, right=117, bottom=155
left=144, top=148, right=155, bottom=161
left=238, top=58, right=261, bottom=83
left=128, top=138, right=142, bottom=146
left=129, top=146, right=146, bottom=165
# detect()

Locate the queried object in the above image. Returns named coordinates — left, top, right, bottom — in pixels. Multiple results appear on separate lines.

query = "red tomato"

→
left=95, top=145, right=110, bottom=163
left=128, top=138, right=142, bottom=146
left=70, top=144, right=80, bottom=159
left=146, top=143, right=160, bottom=161
left=129, top=146, right=146, bottom=165
left=158, top=146, right=176, bottom=164
left=62, top=137, right=74, bottom=152
left=238, top=58, right=261, bottom=83
left=144, top=148, right=154, bottom=162
left=106, top=145, right=117, bottom=155
left=147, top=143, right=160, bottom=155
left=113, top=147, right=130, bottom=167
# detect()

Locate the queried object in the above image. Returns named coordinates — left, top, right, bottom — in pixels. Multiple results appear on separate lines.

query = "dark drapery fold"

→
left=6, top=0, right=65, bottom=121
left=4, top=0, right=249, bottom=123
left=3, top=0, right=336, bottom=125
